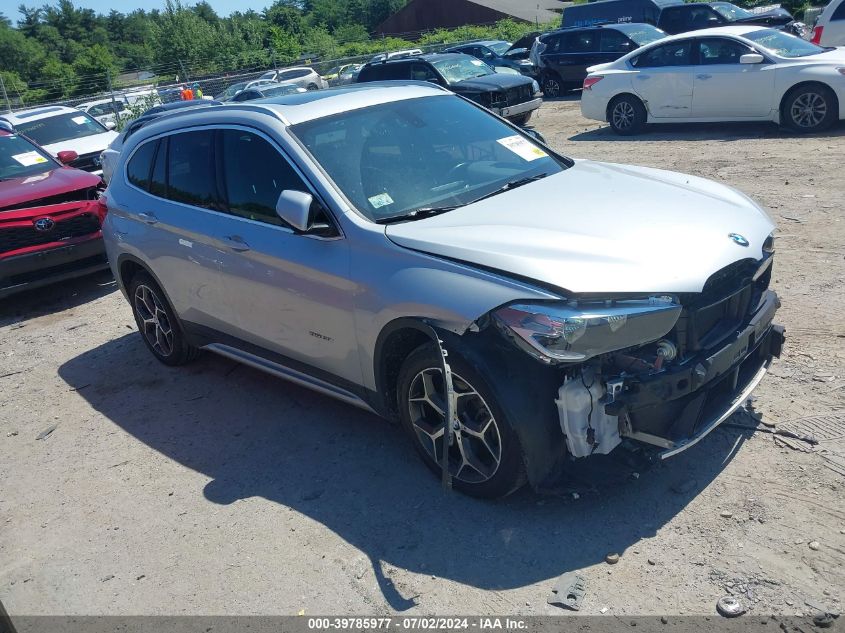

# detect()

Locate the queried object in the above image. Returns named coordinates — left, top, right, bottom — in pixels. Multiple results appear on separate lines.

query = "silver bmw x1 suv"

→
left=103, top=82, right=784, bottom=498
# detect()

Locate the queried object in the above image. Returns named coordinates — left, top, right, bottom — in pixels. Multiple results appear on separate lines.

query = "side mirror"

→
left=57, top=150, right=78, bottom=165
left=276, top=190, right=313, bottom=231
left=740, top=53, right=765, bottom=64
left=105, top=120, right=117, bottom=130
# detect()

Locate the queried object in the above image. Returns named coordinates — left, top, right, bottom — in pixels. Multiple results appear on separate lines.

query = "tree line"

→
left=0, top=0, right=544, bottom=106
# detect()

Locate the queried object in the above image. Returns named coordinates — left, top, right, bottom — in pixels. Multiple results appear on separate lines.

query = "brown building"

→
left=375, top=0, right=569, bottom=36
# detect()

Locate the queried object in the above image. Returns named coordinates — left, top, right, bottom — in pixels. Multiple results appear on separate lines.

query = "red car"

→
left=0, top=121, right=107, bottom=299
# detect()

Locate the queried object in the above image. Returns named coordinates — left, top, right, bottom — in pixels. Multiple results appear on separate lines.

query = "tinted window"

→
left=220, top=129, right=307, bottom=226
left=126, top=139, right=158, bottom=191
left=543, top=34, right=563, bottom=53
left=410, top=63, right=439, bottom=81
left=633, top=41, right=693, bottom=67
left=359, top=63, right=410, bottom=81
left=562, top=30, right=599, bottom=53
left=167, top=131, right=219, bottom=209
left=600, top=30, right=634, bottom=53
left=698, top=38, right=751, bottom=64
left=149, top=137, right=167, bottom=198
left=833, top=0, right=845, bottom=19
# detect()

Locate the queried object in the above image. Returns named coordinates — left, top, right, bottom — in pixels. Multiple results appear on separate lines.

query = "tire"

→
left=542, top=72, right=563, bottom=98
left=608, top=94, right=647, bottom=136
left=781, top=84, right=837, bottom=133
left=128, top=271, right=200, bottom=366
left=306, top=83, right=319, bottom=91
left=509, top=112, right=532, bottom=126
left=396, top=344, right=527, bottom=498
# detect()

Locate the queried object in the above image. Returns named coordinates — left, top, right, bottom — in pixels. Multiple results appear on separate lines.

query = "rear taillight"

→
left=811, top=25, right=823, bottom=44
left=583, top=76, right=604, bottom=91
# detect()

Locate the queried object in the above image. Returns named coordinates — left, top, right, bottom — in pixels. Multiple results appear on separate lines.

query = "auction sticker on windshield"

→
left=368, top=192, right=394, bottom=209
left=71, top=116, right=88, bottom=125
left=12, top=151, right=49, bottom=166
left=497, top=135, right=547, bottom=161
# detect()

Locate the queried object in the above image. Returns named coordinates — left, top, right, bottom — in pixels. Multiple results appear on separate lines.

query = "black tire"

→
left=396, top=344, right=527, bottom=498
left=508, top=112, right=532, bottom=127
left=306, top=83, right=319, bottom=91
left=781, top=84, right=837, bottom=133
left=541, top=71, right=564, bottom=98
left=128, top=271, right=200, bottom=366
left=608, top=94, right=647, bottom=135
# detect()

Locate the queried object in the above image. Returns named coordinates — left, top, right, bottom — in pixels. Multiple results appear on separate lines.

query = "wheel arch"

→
left=115, top=254, right=180, bottom=319
left=606, top=91, right=647, bottom=122
left=778, top=80, right=840, bottom=122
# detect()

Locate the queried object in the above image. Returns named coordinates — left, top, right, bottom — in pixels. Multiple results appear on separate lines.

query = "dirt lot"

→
left=1, top=99, right=844, bottom=619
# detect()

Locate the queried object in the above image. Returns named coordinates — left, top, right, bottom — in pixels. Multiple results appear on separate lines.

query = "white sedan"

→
left=580, top=25, right=845, bottom=134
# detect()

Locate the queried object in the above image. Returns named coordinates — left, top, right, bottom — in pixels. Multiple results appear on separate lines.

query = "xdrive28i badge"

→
left=728, top=233, right=749, bottom=247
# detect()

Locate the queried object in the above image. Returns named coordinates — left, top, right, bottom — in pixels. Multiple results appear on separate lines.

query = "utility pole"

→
left=0, top=75, right=11, bottom=114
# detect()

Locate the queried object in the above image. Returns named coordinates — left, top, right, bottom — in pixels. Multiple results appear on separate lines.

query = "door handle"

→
left=222, top=235, right=250, bottom=252
left=137, top=211, right=158, bottom=225
left=696, top=74, right=712, bottom=80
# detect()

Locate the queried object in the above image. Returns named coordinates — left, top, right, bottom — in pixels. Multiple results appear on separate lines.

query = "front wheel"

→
left=541, top=72, right=564, bottom=98
left=608, top=94, right=647, bottom=135
left=781, top=84, right=837, bottom=133
left=508, top=112, right=532, bottom=126
left=306, top=83, right=319, bottom=91
left=397, top=344, right=526, bottom=498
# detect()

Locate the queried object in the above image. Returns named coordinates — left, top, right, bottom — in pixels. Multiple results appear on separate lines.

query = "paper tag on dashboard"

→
left=497, top=135, right=547, bottom=161
left=71, top=116, right=88, bottom=125
left=368, top=192, right=394, bottom=209
left=12, top=151, right=49, bottom=166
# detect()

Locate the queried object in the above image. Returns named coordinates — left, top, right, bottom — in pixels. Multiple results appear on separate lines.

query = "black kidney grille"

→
left=0, top=213, right=101, bottom=254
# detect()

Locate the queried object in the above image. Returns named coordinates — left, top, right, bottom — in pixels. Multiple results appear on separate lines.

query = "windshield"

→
left=487, top=41, right=510, bottom=55
left=743, top=28, right=826, bottom=57
left=711, top=2, right=754, bottom=19
left=221, top=82, right=247, bottom=99
left=261, top=85, right=300, bottom=97
left=619, top=24, right=667, bottom=45
left=0, top=133, right=55, bottom=181
left=15, top=112, right=106, bottom=147
left=431, top=57, right=494, bottom=83
left=290, top=95, right=568, bottom=222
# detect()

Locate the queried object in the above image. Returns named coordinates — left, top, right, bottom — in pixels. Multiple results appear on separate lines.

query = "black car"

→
left=562, top=0, right=803, bottom=36
left=444, top=40, right=536, bottom=75
left=228, top=83, right=306, bottom=102
left=535, top=23, right=666, bottom=97
left=356, top=53, right=542, bottom=125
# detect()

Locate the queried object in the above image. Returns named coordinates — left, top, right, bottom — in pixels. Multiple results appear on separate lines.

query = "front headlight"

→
left=492, top=297, right=682, bottom=364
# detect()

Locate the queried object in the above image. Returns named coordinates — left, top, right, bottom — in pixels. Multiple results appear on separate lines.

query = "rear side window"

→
left=832, top=0, right=845, bottom=19
left=219, top=129, right=308, bottom=226
left=358, top=63, right=410, bottom=81
left=126, top=139, right=158, bottom=191
left=633, top=41, right=693, bottom=67
left=600, top=29, right=635, bottom=53
left=562, top=30, right=599, bottom=53
left=410, top=63, right=439, bottom=81
left=167, top=130, right=220, bottom=209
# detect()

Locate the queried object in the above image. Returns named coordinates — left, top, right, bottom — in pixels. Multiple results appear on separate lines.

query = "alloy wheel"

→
left=133, top=284, right=174, bottom=357
left=790, top=92, right=827, bottom=129
left=612, top=101, right=636, bottom=131
left=407, top=367, right=502, bottom=483
left=543, top=77, right=561, bottom=98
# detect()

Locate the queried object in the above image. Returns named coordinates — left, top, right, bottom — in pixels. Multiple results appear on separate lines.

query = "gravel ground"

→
left=1, top=99, right=844, bottom=618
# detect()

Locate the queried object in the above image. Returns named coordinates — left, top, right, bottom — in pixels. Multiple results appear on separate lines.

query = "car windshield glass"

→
left=620, top=24, right=667, bottom=45
left=261, top=85, right=299, bottom=97
left=290, top=95, right=569, bottom=223
left=16, top=112, right=106, bottom=146
left=0, top=134, right=55, bottom=181
left=711, top=2, right=754, bottom=19
left=743, top=28, right=826, bottom=57
left=221, top=82, right=247, bottom=99
left=431, top=57, right=494, bottom=82
left=487, top=41, right=510, bottom=55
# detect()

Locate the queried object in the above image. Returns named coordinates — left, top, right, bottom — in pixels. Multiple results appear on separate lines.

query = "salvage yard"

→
left=1, top=99, right=844, bottom=617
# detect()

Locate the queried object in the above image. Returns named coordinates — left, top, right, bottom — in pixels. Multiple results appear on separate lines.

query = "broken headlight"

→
left=492, top=297, right=682, bottom=364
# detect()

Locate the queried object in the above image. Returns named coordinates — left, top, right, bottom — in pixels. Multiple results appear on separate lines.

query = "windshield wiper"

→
left=464, top=173, right=549, bottom=205
left=375, top=205, right=459, bottom=225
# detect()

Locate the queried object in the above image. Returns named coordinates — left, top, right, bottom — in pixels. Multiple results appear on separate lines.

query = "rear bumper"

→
left=0, top=237, right=108, bottom=299
left=493, top=97, right=543, bottom=119
left=611, top=290, right=785, bottom=457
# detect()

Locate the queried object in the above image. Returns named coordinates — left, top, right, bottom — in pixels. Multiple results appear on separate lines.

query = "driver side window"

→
left=698, top=38, right=752, bottom=64
left=633, top=41, right=693, bottom=67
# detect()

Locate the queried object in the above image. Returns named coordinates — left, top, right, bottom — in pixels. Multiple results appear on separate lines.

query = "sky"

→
left=12, top=0, right=269, bottom=18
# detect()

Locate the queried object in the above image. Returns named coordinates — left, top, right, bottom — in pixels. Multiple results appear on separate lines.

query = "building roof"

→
left=466, top=0, right=568, bottom=23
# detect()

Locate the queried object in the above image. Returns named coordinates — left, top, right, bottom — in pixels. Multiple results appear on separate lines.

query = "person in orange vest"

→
left=180, top=85, right=194, bottom=101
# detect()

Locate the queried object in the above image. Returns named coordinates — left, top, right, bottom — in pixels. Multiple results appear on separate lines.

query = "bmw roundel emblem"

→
left=34, top=217, right=55, bottom=232
left=728, top=233, right=749, bottom=247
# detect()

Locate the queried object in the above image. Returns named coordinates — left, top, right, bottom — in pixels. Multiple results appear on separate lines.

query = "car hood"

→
left=41, top=131, right=118, bottom=157
left=384, top=160, right=775, bottom=295
left=0, top=167, right=101, bottom=210
left=451, top=72, right=533, bottom=93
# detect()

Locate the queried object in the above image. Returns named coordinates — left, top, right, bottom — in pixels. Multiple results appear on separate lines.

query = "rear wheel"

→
left=781, top=84, right=837, bottom=133
left=397, top=344, right=526, bottom=498
left=306, top=83, right=319, bottom=91
left=542, top=71, right=564, bottom=98
left=608, top=94, right=647, bottom=135
left=128, top=272, right=200, bottom=366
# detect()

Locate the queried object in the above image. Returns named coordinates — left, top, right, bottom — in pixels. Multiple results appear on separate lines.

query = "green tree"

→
left=71, top=43, right=115, bottom=93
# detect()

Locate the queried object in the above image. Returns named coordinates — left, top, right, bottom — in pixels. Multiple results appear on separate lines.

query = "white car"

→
left=76, top=97, right=130, bottom=128
left=369, top=48, right=423, bottom=63
left=580, top=25, right=845, bottom=134
left=0, top=105, right=118, bottom=175
left=811, top=0, right=845, bottom=46
left=257, top=66, right=327, bottom=90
